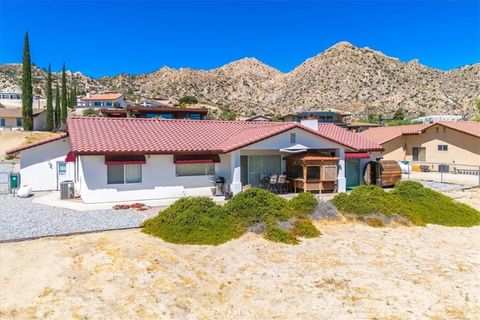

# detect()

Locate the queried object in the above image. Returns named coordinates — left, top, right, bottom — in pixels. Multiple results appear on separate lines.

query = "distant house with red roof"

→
left=7, top=117, right=382, bottom=204
left=360, top=121, right=480, bottom=168
left=80, top=92, right=126, bottom=108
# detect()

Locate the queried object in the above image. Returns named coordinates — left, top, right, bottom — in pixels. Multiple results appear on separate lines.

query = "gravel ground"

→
left=0, top=193, right=159, bottom=242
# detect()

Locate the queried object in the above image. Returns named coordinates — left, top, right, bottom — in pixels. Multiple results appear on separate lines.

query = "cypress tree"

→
left=70, top=85, right=76, bottom=108
left=72, top=85, right=77, bottom=107
left=67, top=87, right=71, bottom=109
left=22, top=32, right=33, bottom=130
left=55, top=83, right=60, bottom=129
left=45, top=64, right=54, bottom=131
left=60, top=63, right=67, bottom=125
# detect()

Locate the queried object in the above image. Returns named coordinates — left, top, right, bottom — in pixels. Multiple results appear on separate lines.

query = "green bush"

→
left=332, top=182, right=480, bottom=227
left=391, top=181, right=480, bottom=227
left=225, top=188, right=294, bottom=228
left=142, top=197, right=240, bottom=245
left=178, top=95, right=198, bottom=105
left=292, top=219, right=321, bottom=238
left=82, top=108, right=101, bottom=117
left=289, top=192, right=318, bottom=216
left=264, top=224, right=299, bottom=244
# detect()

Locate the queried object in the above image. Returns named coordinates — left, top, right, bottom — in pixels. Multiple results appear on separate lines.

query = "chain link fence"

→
left=0, top=161, right=16, bottom=194
left=401, top=161, right=480, bottom=188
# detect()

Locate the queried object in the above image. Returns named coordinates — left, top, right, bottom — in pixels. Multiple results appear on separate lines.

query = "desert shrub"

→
left=82, top=108, right=101, bottom=117
left=362, top=214, right=386, bottom=228
left=248, top=222, right=268, bottom=234
left=292, top=218, right=321, bottom=238
left=178, top=95, right=198, bottom=105
left=289, top=192, right=318, bottom=216
left=332, top=185, right=402, bottom=216
left=264, top=224, right=299, bottom=245
left=391, top=181, right=480, bottom=227
left=310, top=200, right=339, bottom=221
left=142, top=197, right=240, bottom=245
left=332, top=182, right=480, bottom=227
left=225, top=188, right=293, bottom=228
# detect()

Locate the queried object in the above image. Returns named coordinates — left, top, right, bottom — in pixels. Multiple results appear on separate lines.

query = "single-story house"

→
left=7, top=117, right=382, bottom=204
left=360, top=121, right=480, bottom=168
left=0, top=108, right=46, bottom=131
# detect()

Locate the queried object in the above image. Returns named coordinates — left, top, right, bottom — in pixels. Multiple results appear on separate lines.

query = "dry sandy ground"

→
left=1, top=222, right=479, bottom=320
left=0, top=131, right=60, bottom=160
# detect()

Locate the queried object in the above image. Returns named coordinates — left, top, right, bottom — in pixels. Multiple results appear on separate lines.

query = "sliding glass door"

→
left=244, top=155, right=281, bottom=186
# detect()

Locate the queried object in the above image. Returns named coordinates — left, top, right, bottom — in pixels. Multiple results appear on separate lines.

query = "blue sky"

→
left=0, top=1, right=478, bottom=78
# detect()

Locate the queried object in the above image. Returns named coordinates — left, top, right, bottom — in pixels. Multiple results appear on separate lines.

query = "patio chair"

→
left=260, top=175, right=270, bottom=189
left=268, top=175, right=278, bottom=193
left=276, top=175, right=287, bottom=194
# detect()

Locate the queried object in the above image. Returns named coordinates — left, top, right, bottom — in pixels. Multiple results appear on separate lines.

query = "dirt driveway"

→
left=1, top=222, right=479, bottom=319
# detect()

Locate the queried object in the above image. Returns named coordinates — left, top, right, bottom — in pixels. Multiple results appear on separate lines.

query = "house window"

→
left=290, top=133, right=296, bottom=143
left=106, top=101, right=112, bottom=107
left=94, top=101, right=102, bottom=107
left=438, top=145, right=448, bottom=151
left=0, top=119, right=5, bottom=127
left=176, top=163, right=215, bottom=176
left=188, top=113, right=201, bottom=120
left=412, top=147, right=426, bottom=161
left=57, top=162, right=67, bottom=176
left=16, top=118, right=22, bottom=127
left=107, top=164, right=142, bottom=184
left=326, top=116, right=333, bottom=123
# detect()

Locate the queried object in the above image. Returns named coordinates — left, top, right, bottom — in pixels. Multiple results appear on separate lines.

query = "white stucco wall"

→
left=242, top=127, right=347, bottom=151
left=78, top=154, right=226, bottom=203
left=19, top=138, right=72, bottom=191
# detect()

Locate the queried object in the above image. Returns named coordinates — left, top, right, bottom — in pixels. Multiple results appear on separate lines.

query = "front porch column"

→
left=336, top=148, right=346, bottom=193
left=230, top=150, right=242, bottom=194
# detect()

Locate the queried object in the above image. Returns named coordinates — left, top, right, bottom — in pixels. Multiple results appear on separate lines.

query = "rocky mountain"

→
left=1, top=42, right=478, bottom=118
left=0, top=64, right=101, bottom=97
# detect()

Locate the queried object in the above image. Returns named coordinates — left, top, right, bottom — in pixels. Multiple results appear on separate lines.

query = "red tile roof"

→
left=81, top=93, right=123, bottom=101
left=65, top=117, right=381, bottom=155
left=5, top=133, right=68, bottom=154
left=359, top=124, right=429, bottom=144
left=360, top=121, right=480, bottom=144
left=317, top=123, right=383, bottom=152
left=8, top=117, right=383, bottom=155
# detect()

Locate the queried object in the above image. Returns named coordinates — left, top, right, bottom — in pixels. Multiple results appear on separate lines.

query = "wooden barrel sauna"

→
left=363, top=160, right=402, bottom=187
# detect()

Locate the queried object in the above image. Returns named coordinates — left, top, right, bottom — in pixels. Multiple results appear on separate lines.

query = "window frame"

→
left=412, top=147, right=426, bottom=161
left=107, top=164, right=143, bottom=184
left=175, top=163, right=215, bottom=177
left=16, top=118, right=22, bottom=127
left=437, top=144, right=448, bottom=151
left=290, top=132, right=296, bottom=144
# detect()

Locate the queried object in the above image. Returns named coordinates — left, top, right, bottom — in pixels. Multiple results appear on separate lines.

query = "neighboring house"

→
left=282, top=111, right=350, bottom=127
left=413, top=115, right=463, bottom=124
left=100, top=105, right=208, bottom=120
left=80, top=92, right=126, bottom=108
left=360, top=121, right=480, bottom=168
left=0, top=108, right=46, bottom=131
left=7, top=117, right=382, bottom=203
left=0, top=87, right=46, bottom=109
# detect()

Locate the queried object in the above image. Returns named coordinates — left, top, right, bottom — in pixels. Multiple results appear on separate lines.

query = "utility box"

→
left=9, top=172, right=20, bottom=190
left=60, top=180, right=74, bottom=199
